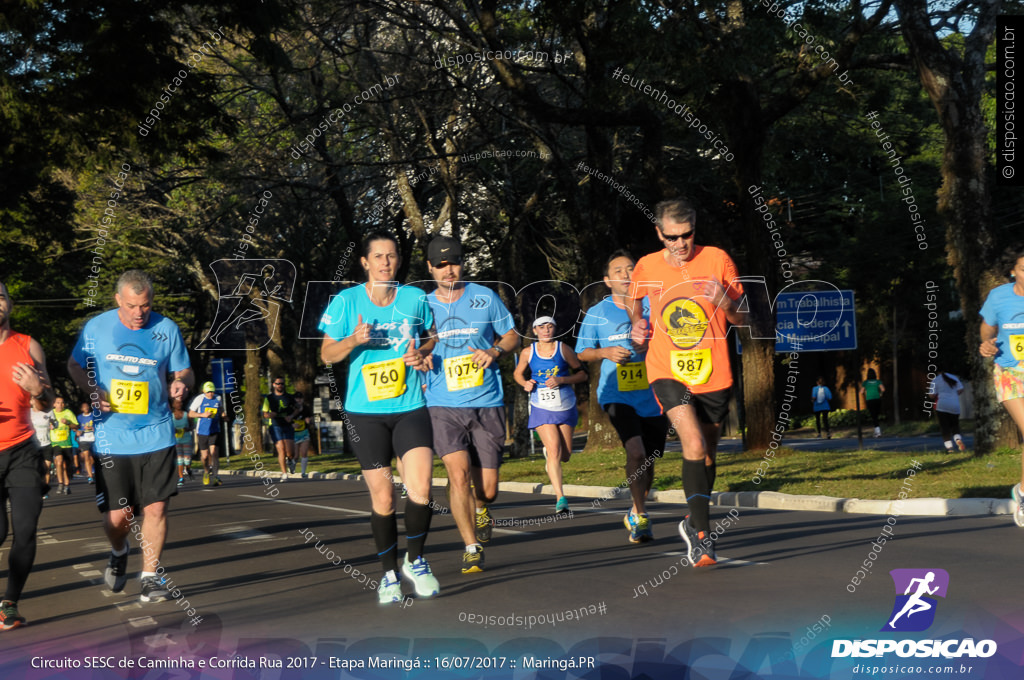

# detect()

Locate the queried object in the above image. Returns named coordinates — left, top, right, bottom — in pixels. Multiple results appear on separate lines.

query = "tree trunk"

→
left=720, top=78, right=776, bottom=451
left=896, top=0, right=1008, bottom=453
left=244, top=342, right=264, bottom=459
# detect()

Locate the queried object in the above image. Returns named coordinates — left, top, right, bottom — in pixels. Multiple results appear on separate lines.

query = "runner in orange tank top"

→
left=0, top=281, right=55, bottom=630
left=626, top=199, right=746, bottom=568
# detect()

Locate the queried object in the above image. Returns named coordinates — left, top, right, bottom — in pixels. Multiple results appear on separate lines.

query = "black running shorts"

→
left=95, top=447, right=178, bottom=513
left=0, top=437, right=46, bottom=491
left=651, top=380, right=731, bottom=425
left=347, top=408, right=433, bottom=470
left=603, top=403, right=669, bottom=457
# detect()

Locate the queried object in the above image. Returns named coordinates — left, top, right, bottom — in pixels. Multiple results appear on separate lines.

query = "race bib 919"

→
left=110, top=379, right=149, bottom=415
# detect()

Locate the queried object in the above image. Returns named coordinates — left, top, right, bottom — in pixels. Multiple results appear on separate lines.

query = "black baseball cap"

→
left=427, top=236, right=463, bottom=267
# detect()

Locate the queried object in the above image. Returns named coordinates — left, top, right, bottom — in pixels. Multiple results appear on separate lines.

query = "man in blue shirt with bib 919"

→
left=68, top=270, right=193, bottom=604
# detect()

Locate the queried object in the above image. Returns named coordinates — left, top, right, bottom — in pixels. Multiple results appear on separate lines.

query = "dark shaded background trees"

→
left=3, top=0, right=1019, bottom=456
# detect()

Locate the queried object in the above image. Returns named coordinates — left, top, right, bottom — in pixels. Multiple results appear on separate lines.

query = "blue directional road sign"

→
left=210, top=358, right=236, bottom=393
left=775, top=289, right=856, bottom=352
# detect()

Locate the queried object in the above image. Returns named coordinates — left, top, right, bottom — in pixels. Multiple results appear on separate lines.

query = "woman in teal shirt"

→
left=319, top=231, right=438, bottom=604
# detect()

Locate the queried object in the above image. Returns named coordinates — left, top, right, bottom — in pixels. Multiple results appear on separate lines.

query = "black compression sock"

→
left=682, top=459, right=711, bottom=533
left=705, top=459, right=717, bottom=492
left=404, top=499, right=433, bottom=563
left=370, top=511, right=399, bottom=573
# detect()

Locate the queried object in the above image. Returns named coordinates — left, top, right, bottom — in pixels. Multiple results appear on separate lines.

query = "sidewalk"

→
left=218, top=467, right=1017, bottom=518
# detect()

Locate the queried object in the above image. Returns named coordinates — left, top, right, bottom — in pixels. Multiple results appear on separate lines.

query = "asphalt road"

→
left=2, top=474, right=1021, bottom=679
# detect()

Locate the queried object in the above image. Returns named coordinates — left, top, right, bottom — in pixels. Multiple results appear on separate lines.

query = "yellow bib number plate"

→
left=1011, top=335, right=1024, bottom=362
left=362, top=358, right=407, bottom=401
left=616, top=361, right=649, bottom=391
left=53, top=425, right=70, bottom=443
left=444, top=354, right=484, bottom=391
left=111, top=379, right=149, bottom=414
left=670, top=349, right=713, bottom=385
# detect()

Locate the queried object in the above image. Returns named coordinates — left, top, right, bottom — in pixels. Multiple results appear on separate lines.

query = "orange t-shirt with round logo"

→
left=628, top=245, right=743, bottom=394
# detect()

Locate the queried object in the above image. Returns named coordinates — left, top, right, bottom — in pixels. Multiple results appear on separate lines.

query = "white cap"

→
left=533, top=316, right=556, bottom=328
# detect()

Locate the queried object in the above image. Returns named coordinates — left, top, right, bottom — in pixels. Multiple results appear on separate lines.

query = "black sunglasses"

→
left=659, top=229, right=694, bottom=242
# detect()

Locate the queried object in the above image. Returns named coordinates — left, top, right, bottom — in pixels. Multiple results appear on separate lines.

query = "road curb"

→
left=216, top=469, right=1014, bottom=517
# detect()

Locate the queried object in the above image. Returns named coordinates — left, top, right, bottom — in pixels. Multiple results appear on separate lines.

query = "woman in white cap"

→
left=513, top=316, right=587, bottom=513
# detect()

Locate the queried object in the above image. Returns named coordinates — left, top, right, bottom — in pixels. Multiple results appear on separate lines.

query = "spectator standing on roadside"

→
left=928, top=371, right=965, bottom=452
left=811, top=376, right=832, bottom=439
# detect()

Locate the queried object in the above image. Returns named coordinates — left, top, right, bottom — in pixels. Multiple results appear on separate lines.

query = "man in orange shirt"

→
left=627, top=199, right=746, bottom=567
left=0, top=281, right=55, bottom=629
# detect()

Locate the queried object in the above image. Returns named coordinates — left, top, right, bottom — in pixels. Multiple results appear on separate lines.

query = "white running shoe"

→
left=401, top=556, right=440, bottom=597
left=377, top=572, right=403, bottom=604
left=1011, top=484, right=1024, bottom=528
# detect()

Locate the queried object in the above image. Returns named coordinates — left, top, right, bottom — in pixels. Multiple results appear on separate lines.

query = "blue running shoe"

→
left=624, top=512, right=653, bottom=544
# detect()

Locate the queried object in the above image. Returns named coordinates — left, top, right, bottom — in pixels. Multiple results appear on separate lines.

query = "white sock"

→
left=944, top=441, right=953, bottom=450
left=466, top=544, right=481, bottom=553
left=140, top=571, right=157, bottom=579
left=384, top=569, right=397, bottom=582
left=301, top=457, right=308, bottom=474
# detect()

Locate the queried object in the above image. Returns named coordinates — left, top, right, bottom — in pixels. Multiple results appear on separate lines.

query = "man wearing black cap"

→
left=423, top=236, right=518, bottom=573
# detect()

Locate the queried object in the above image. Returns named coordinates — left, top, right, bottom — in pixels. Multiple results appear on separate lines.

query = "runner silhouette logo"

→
left=882, top=568, right=949, bottom=632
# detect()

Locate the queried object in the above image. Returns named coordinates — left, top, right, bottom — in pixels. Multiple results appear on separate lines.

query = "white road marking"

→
left=212, top=525, right=279, bottom=541
left=237, top=494, right=371, bottom=516
left=239, top=494, right=536, bottom=534
left=128, top=616, right=159, bottom=627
